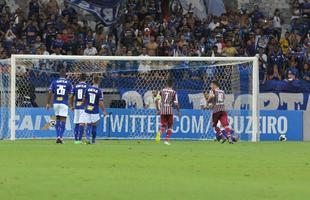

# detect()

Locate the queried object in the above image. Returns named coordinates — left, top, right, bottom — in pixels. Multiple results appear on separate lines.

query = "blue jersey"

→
left=72, top=82, right=88, bottom=110
left=84, top=85, right=103, bottom=114
left=49, top=78, right=73, bottom=105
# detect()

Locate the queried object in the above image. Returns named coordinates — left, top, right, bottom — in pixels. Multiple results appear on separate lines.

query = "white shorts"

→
left=84, top=113, right=100, bottom=124
left=74, top=109, right=87, bottom=124
left=53, top=104, right=68, bottom=117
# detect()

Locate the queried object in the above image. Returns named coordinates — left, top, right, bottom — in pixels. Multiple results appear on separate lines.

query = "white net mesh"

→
left=6, top=56, right=254, bottom=140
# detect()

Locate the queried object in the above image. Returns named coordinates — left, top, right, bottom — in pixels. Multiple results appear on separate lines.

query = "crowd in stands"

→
left=0, top=0, right=309, bottom=85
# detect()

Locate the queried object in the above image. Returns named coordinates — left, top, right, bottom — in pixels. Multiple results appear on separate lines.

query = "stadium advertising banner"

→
left=120, top=89, right=310, bottom=111
left=0, top=108, right=303, bottom=141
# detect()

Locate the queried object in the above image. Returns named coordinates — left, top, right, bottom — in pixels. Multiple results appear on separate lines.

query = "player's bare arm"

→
left=155, top=95, right=160, bottom=115
left=207, top=92, right=215, bottom=103
left=69, top=94, right=74, bottom=111
left=99, top=100, right=107, bottom=117
left=46, top=91, right=52, bottom=110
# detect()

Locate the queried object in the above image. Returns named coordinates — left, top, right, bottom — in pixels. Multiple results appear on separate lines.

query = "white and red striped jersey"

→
left=158, top=87, right=178, bottom=115
left=208, top=89, right=225, bottom=113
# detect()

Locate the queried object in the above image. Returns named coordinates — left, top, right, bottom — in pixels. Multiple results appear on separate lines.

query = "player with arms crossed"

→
left=83, top=76, right=107, bottom=144
left=46, top=69, right=73, bottom=144
left=70, top=73, right=88, bottom=144
left=207, top=80, right=233, bottom=144
left=155, top=78, right=180, bottom=145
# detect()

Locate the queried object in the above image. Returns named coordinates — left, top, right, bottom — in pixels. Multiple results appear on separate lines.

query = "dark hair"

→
left=167, top=78, right=173, bottom=87
left=80, top=73, right=87, bottom=81
left=211, top=80, right=220, bottom=87
left=93, top=75, right=100, bottom=84
left=59, top=69, right=66, bottom=77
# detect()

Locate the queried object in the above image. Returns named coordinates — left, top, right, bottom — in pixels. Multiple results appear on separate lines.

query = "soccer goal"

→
left=1, top=55, right=259, bottom=141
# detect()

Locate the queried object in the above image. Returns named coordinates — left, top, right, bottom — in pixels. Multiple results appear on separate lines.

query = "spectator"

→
left=279, top=32, right=290, bottom=55
left=146, top=35, right=158, bottom=56
left=222, top=40, right=237, bottom=56
left=268, top=64, right=282, bottom=80
left=24, top=20, right=39, bottom=44
left=0, top=0, right=6, bottom=13
left=4, top=28, right=16, bottom=48
left=215, top=34, right=225, bottom=54
left=302, top=63, right=310, bottom=80
left=208, top=17, right=220, bottom=31
left=61, top=3, right=77, bottom=22
left=158, top=40, right=170, bottom=56
left=28, top=0, right=40, bottom=19
left=251, top=5, right=264, bottom=23
left=285, top=69, right=297, bottom=81
left=273, top=9, right=282, bottom=41
left=45, top=0, right=59, bottom=16
left=84, top=41, right=97, bottom=55
left=246, top=33, right=257, bottom=56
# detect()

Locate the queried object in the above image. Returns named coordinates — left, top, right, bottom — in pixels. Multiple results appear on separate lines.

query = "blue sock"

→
left=91, top=125, right=97, bottom=144
left=86, top=124, right=92, bottom=141
left=59, top=121, right=66, bottom=139
left=55, top=120, right=61, bottom=138
left=78, top=125, right=84, bottom=141
left=74, top=124, right=79, bottom=141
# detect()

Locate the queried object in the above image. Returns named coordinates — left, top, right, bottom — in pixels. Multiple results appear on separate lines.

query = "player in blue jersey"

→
left=70, top=73, right=88, bottom=144
left=215, top=129, right=239, bottom=143
left=83, top=76, right=107, bottom=144
left=46, top=69, right=73, bottom=144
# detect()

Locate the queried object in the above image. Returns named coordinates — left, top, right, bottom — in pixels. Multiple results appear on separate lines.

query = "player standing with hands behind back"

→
left=83, top=75, right=107, bottom=144
left=207, top=81, right=233, bottom=144
left=155, top=78, right=181, bottom=145
left=70, top=73, right=88, bottom=144
left=46, top=69, right=73, bottom=144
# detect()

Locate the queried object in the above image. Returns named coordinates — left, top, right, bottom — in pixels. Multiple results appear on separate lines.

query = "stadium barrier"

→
left=0, top=108, right=304, bottom=141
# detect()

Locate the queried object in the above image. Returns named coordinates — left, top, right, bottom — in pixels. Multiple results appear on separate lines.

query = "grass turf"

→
left=0, top=140, right=310, bottom=200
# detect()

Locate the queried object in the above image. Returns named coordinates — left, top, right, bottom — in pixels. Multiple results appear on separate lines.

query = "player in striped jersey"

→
left=155, top=78, right=180, bottom=145
left=207, top=80, right=233, bottom=144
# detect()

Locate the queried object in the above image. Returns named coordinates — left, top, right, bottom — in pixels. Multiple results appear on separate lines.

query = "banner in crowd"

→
left=177, top=0, right=225, bottom=18
left=0, top=108, right=303, bottom=141
left=66, top=0, right=123, bottom=25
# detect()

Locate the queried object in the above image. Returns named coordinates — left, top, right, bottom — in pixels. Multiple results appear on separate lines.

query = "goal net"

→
left=3, top=55, right=259, bottom=141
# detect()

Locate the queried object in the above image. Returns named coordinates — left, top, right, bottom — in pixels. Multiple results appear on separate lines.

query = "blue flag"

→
left=66, top=0, right=123, bottom=26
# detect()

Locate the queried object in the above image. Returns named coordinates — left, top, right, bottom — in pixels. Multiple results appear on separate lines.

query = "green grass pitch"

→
left=0, top=140, right=310, bottom=200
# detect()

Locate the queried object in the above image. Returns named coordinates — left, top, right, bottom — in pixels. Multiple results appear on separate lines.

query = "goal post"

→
left=7, top=54, right=259, bottom=141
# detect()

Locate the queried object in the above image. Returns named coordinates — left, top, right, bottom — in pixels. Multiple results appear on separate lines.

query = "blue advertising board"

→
left=0, top=108, right=303, bottom=141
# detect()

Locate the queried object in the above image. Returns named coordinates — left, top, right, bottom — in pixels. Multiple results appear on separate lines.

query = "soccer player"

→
left=207, top=80, right=233, bottom=144
left=46, top=69, right=73, bottom=144
left=70, top=73, right=88, bottom=144
left=83, top=75, right=107, bottom=144
left=155, top=78, right=180, bottom=145
left=219, top=129, right=239, bottom=143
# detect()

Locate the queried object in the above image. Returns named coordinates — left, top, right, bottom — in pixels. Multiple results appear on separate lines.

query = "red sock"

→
left=225, top=127, right=231, bottom=137
left=165, top=129, right=172, bottom=142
